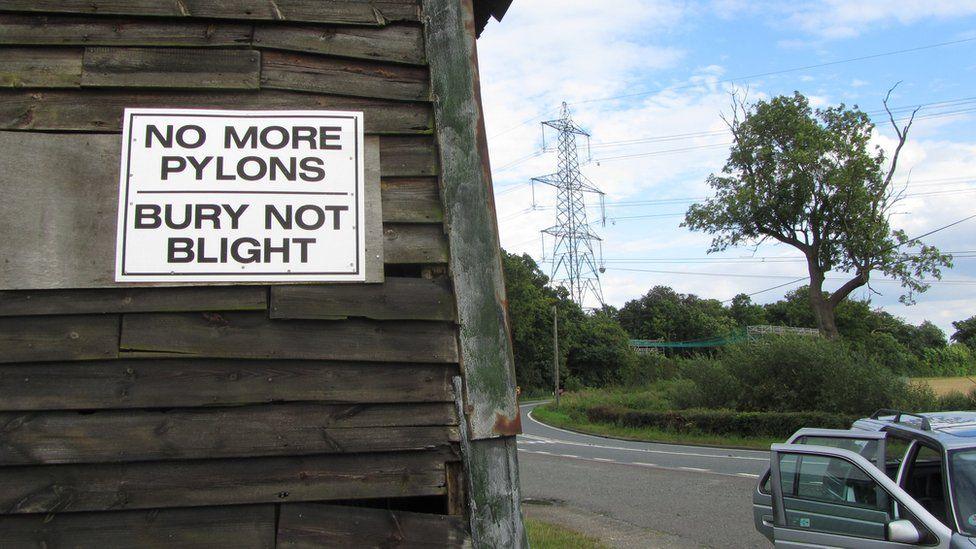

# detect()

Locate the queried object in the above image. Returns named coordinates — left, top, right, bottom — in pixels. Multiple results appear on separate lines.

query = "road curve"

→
left=517, top=401, right=773, bottom=548
left=518, top=401, right=769, bottom=478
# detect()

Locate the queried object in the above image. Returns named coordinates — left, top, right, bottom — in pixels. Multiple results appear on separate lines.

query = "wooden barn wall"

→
left=0, top=2, right=473, bottom=546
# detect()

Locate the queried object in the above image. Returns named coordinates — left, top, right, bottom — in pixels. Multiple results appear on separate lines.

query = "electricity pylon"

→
left=532, top=102, right=605, bottom=308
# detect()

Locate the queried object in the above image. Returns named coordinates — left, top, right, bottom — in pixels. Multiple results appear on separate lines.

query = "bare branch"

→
left=882, top=81, right=919, bottom=188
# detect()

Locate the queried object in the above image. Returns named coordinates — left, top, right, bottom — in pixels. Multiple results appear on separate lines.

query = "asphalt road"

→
left=517, top=401, right=772, bottom=548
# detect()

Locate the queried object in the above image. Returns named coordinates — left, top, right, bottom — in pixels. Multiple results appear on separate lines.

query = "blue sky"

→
left=477, top=1, right=976, bottom=337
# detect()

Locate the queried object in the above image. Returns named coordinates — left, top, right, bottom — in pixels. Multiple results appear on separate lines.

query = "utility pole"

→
left=532, top=101, right=606, bottom=308
left=552, top=304, right=559, bottom=408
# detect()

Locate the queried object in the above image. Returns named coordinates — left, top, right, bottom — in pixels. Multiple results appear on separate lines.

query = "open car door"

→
left=754, top=428, right=888, bottom=541
left=768, top=444, right=953, bottom=548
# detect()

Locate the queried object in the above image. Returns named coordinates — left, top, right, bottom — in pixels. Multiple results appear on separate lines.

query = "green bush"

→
left=917, top=344, right=976, bottom=377
left=676, top=357, right=738, bottom=408
left=620, top=352, right=678, bottom=385
left=664, top=378, right=704, bottom=409
left=586, top=405, right=857, bottom=438
left=720, top=336, right=917, bottom=415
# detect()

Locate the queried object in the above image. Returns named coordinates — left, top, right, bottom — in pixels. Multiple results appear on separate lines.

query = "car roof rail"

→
left=870, top=409, right=932, bottom=431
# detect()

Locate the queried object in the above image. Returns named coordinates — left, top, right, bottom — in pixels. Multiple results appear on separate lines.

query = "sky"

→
left=476, top=0, right=976, bottom=337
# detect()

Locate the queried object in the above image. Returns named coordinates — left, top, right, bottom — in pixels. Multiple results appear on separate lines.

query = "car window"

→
left=778, top=453, right=893, bottom=540
left=788, top=454, right=885, bottom=508
left=903, top=444, right=949, bottom=527
left=796, top=436, right=879, bottom=460
left=949, top=449, right=976, bottom=536
left=884, top=435, right=912, bottom=480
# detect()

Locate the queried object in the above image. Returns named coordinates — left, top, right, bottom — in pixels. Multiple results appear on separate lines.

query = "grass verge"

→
left=532, top=403, right=779, bottom=451
left=525, top=517, right=609, bottom=549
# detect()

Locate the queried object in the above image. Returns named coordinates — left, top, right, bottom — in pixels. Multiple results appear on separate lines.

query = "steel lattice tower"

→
left=532, top=102, right=605, bottom=307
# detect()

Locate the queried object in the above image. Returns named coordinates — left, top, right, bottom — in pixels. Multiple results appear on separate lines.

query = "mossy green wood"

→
left=425, top=0, right=526, bottom=545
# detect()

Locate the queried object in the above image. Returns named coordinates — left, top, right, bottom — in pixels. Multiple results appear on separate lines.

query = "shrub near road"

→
left=536, top=336, right=975, bottom=447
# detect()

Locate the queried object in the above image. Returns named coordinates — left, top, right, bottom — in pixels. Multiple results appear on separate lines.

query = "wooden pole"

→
left=553, top=304, right=559, bottom=408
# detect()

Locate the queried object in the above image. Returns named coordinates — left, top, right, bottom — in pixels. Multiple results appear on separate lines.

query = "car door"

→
left=754, top=429, right=888, bottom=541
left=768, top=444, right=953, bottom=548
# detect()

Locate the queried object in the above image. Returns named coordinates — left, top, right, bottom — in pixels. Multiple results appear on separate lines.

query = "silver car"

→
left=753, top=410, right=976, bottom=547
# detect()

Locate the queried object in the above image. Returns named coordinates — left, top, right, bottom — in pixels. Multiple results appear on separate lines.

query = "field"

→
left=911, top=376, right=976, bottom=397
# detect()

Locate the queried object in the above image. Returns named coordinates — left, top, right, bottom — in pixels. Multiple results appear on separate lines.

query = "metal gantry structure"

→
left=532, top=102, right=606, bottom=308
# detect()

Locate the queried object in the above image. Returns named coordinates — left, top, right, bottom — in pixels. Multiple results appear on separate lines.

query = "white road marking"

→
left=518, top=450, right=760, bottom=479
left=535, top=451, right=552, bottom=455
left=522, top=411, right=767, bottom=462
left=737, top=473, right=760, bottom=478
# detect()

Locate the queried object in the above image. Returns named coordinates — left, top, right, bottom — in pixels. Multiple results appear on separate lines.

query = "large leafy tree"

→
left=501, top=250, right=636, bottom=390
left=617, top=285, right=736, bottom=342
left=952, top=315, right=976, bottom=351
left=684, top=90, right=951, bottom=338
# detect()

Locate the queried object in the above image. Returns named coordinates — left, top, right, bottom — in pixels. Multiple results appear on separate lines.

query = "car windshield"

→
left=949, top=449, right=976, bottom=536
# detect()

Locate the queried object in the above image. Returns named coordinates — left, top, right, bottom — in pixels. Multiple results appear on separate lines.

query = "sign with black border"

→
left=115, top=108, right=365, bottom=282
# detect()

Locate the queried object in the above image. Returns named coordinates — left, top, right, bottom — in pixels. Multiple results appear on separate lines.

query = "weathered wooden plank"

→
left=254, top=22, right=425, bottom=65
left=365, top=135, right=385, bottom=283
left=0, top=14, right=252, bottom=47
left=0, top=359, right=457, bottom=411
left=261, top=50, right=428, bottom=101
left=0, top=1, right=421, bottom=25
left=427, top=0, right=526, bottom=543
left=81, top=47, right=260, bottom=88
left=0, top=403, right=458, bottom=465
left=0, top=131, right=133, bottom=290
left=0, top=286, right=267, bottom=316
left=277, top=504, right=471, bottom=548
left=120, top=312, right=459, bottom=363
left=0, top=315, right=118, bottom=363
left=0, top=448, right=453, bottom=514
left=383, top=177, right=443, bottom=223
left=380, top=135, right=437, bottom=176
left=0, top=89, right=433, bottom=133
left=0, top=47, right=81, bottom=87
left=0, top=132, right=433, bottom=290
left=384, top=224, right=448, bottom=264
left=425, top=0, right=519, bottom=440
left=271, top=277, right=454, bottom=321
left=0, top=504, right=276, bottom=549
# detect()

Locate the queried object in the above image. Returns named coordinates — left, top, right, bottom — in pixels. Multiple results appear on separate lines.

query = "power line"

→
left=571, top=36, right=976, bottom=106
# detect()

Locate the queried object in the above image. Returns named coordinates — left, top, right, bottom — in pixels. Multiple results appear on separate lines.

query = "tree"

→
left=501, top=250, right=637, bottom=390
left=953, top=315, right=976, bottom=351
left=729, top=293, right=768, bottom=327
left=617, top=285, right=735, bottom=342
left=684, top=90, right=951, bottom=338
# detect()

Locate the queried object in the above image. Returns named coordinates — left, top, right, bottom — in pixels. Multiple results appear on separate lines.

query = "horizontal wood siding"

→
left=0, top=89, right=433, bottom=133
left=82, top=47, right=261, bottom=89
left=0, top=1, right=422, bottom=25
left=119, top=313, right=459, bottom=363
left=0, top=403, right=458, bottom=465
left=0, top=448, right=454, bottom=514
left=0, top=360, right=457, bottom=411
left=0, top=505, right=276, bottom=548
left=271, top=277, right=455, bottom=321
left=0, top=286, right=268, bottom=316
left=0, top=315, right=119, bottom=363
left=253, top=23, right=425, bottom=65
left=277, top=504, right=471, bottom=548
left=0, top=14, right=254, bottom=47
left=0, top=3, right=467, bottom=543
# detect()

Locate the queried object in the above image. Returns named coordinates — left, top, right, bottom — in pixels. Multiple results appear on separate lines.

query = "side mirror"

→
left=888, top=519, right=921, bottom=544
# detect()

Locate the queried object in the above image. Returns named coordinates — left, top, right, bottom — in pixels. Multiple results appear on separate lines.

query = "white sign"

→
left=115, top=108, right=365, bottom=282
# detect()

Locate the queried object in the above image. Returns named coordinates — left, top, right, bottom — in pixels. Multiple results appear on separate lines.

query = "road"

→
left=517, top=401, right=772, bottom=548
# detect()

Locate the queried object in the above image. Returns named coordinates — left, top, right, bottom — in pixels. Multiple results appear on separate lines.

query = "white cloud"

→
left=777, top=0, right=976, bottom=40
left=479, top=2, right=976, bottom=322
